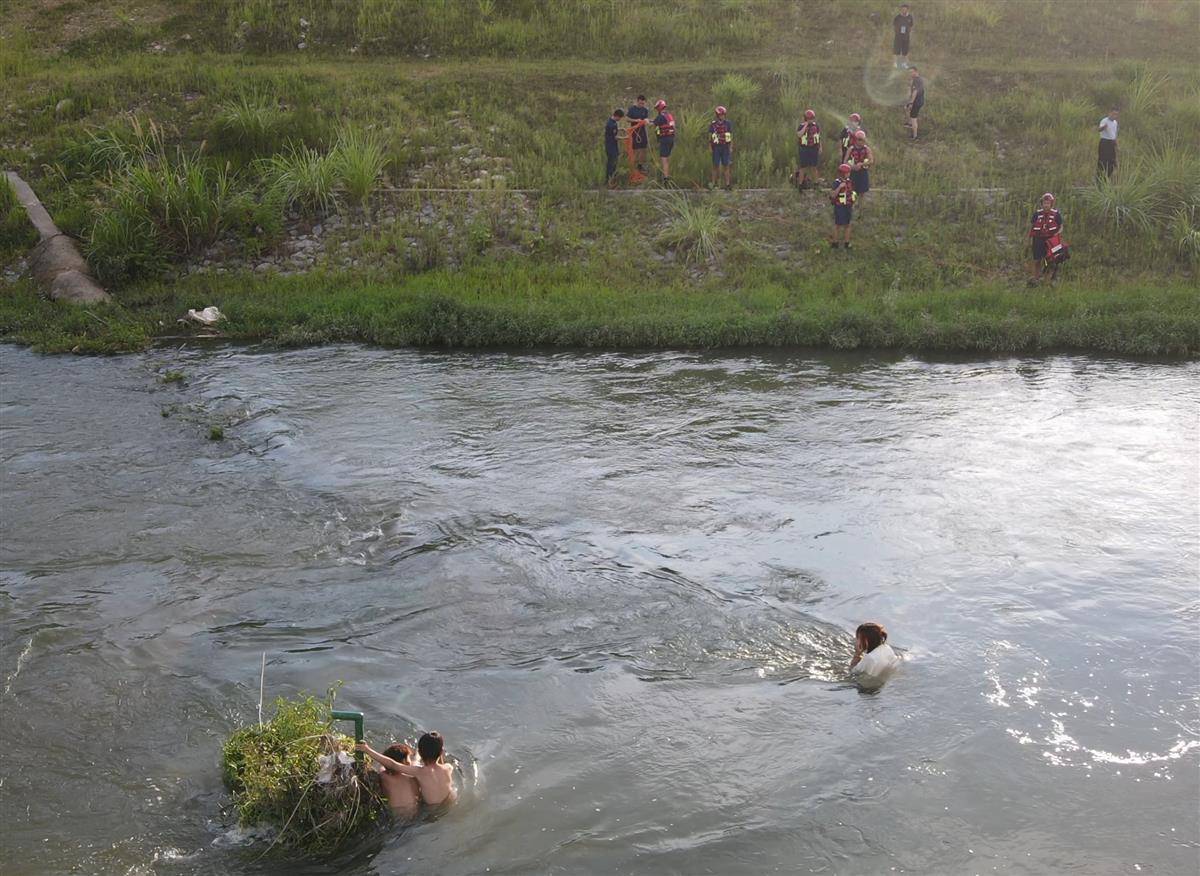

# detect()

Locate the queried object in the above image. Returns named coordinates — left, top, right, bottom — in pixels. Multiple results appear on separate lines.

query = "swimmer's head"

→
left=383, top=742, right=415, bottom=772
left=417, top=731, right=445, bottom=764
left=856, top=622, right=888, bottom=653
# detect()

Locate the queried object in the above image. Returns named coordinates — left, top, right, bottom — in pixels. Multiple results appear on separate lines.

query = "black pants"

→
left=606, top=150, right=619, bottom=183
left=1098, top=139, right=1117, bottom=178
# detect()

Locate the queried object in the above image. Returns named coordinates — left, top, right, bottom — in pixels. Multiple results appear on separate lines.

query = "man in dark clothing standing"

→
left=626, top=95, right=650, bottom=174
left=605, top=108, right=625, bottom=187
left=893, top=4, right=914, bottom=68
left=905, top=67, right=925, bottom=140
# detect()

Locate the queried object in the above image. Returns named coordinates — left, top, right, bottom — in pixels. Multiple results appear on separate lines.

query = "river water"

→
left=1, top=344, right=1197, bottom=875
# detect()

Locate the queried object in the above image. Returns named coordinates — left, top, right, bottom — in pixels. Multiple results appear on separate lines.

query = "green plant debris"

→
left=161, top=370, right=185, bottom=383
left=221, top=694, right=385, bottom=854
left=208, top=425, right=224, bottom=440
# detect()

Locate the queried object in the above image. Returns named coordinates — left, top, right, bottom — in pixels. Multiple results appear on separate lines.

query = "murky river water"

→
left=1, top=345, right=1197, bottom=875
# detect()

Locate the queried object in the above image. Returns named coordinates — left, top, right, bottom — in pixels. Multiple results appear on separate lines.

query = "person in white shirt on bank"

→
left=1097, top=109, right=1119, bottom=179
left=849, top=621, right=900, bottom=689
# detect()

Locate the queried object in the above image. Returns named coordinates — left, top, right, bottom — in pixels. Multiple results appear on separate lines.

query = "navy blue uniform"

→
left=627, top=105, right=649, bottom=149
left=605, top=117, right=620, bottom=181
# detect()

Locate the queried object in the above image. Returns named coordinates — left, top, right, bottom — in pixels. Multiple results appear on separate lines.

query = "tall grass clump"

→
left=1168, top=207, right=1200, bottom=264
left=1125, top=69, right=1168, bottom=118
left=712, top=73, right=761, bottom=110
left=222, top=693, right=385, bottom=854
left=656, top=195, right=723, bottom=264
left=85, top=205, right=168, bottom=285
left=87, top=137, right=250, bottom=284
left=60, top=116, right=161, bottom=176
left=332, top=127, right=388, bottom=209
left=213, top=94, right=289, bottom=156
left=258, top=144, right=339, bottom=215
left=1079, top=173, right=1160, bottom=234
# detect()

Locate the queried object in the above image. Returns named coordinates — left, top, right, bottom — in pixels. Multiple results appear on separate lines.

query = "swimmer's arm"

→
left=356, top=743, right=411, bottom=774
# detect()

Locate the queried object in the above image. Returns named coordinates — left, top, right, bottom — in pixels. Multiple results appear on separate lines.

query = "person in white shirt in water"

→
left=849, top=622, right=900, bottom=689
left=1097, top=109, right=1119, bottom=180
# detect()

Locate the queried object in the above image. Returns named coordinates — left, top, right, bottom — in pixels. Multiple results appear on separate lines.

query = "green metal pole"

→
left=331, top=709, right=365, bottom=765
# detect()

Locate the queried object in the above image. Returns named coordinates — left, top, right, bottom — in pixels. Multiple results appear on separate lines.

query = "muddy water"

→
left=1, top=345, right=1197, bottom=875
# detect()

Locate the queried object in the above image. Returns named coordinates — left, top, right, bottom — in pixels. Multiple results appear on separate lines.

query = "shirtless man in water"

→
left=360, top=742, right=420, bottom=820
left=359, top=731, right=457, bottom=807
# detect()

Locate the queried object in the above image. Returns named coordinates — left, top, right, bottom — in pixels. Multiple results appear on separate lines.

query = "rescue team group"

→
left=599, top=3, right=1082, bottom=280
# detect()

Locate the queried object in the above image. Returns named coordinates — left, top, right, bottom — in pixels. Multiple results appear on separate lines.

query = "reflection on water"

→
left=0, top=345, right=1197, bottom=875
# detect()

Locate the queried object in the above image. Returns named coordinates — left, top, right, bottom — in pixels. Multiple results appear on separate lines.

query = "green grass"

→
left=2, top=264, right=1196, bottom=357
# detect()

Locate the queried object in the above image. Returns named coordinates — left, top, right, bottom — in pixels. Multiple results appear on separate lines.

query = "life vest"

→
left=848, top=144, right=871, bottom=169
left=798, top=121, right=821, bottom=147
left=840, top=127, right=853, bottom=153
left=709, top=119, right=733, bottom=145
left=1030, top=209, right=1062, bottom=238
left=656, top=113, right=675, bottom=138
left=832, top=179, right=856, bottom=206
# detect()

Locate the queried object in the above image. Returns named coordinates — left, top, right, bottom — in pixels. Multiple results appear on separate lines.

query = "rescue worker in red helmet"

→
left=839, top=113, right=865, bottom=163
left=847, top=129, right=873, bottom=201
left=651, top=99, right=676, bottom=184
left=708, top=105, right=735, bottom=190
left=1029, top=192, right=1065, bottom=283
left=829, top=162, right=857, bottom=249
left=794, top=109, right=822, bottom=190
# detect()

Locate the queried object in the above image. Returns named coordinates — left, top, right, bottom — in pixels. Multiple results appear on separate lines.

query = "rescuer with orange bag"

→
left=709, top=105, right=734, bottom=190
left=794, top=109, right=822, bottom=191
left=651, top=99, right=676, bottom=185
left=829, top=162, right=857, bottom=250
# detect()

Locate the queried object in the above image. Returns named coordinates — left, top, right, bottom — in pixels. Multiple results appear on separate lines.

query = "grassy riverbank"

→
left=2, top=0, right=1198, bottom=355
left=3, top=265, right=1195, bottom=356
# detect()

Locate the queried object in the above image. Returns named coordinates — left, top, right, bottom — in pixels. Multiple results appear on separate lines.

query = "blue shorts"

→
left=658, top=136, right=675, bottom=158
left=850, top=169, right=870, bottom=195
left=711, top=144, right=732, bottom=166
left=1032, top=237, right=1049, bottom=262
left=834, top=204, right=853, bottom=226
left=798, top=146, right=819, bottom=168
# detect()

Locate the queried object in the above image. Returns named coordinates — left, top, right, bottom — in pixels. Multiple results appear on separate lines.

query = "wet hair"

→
left=613, top=108, right=625, bottom=118
left=382, top=742, right=414, bottom=773
left=856, top=622, right=888, bottom=653
left=637, top=94, right=646, bottom=101
left=417, top=731, right=444, bottom=764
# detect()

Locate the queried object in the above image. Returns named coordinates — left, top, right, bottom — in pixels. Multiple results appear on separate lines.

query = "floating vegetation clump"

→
left=221, top=694, right=385, bottom=854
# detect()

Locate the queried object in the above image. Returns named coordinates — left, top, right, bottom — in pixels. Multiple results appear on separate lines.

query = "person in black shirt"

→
left=893, top=4, right=914, bottom=68
left=626, top=95, right=650, bottom=174
left=604, top=109, right=625, bottom=187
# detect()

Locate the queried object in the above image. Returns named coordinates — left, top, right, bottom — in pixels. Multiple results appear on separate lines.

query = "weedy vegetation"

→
left=221, top=693, right=385, bottom=854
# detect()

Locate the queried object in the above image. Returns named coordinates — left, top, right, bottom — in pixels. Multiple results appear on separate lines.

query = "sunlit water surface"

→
left=1, top=345, right=1196, bottom=875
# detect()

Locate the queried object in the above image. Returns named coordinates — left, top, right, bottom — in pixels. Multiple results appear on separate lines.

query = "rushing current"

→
left=1, top=344, right=1197, bottom=875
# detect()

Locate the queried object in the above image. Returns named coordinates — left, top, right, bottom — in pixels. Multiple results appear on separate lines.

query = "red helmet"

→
left=715, top=105, right=727, bottom=115
left=804, top=109, right=816, bottom=120
left=838, top=163, right=851, bottom=175
left=849, top=112, right=862, bottom=123
left=1041, top=192, right=1056, bottom=204
left=655, top=99, right=667, bottom=110
left=854, top=129, right=867, bottom=141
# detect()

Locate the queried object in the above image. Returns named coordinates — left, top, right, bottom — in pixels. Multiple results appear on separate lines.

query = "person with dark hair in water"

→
left=359, top=741, right=420, bottom=820
left=359, top=730, right=457, bottom=807
left=850, top=622, right=899, bottom=688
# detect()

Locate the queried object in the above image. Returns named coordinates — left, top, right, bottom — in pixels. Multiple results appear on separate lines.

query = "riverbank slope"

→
left=1, top=0, right=1197, bottom=355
